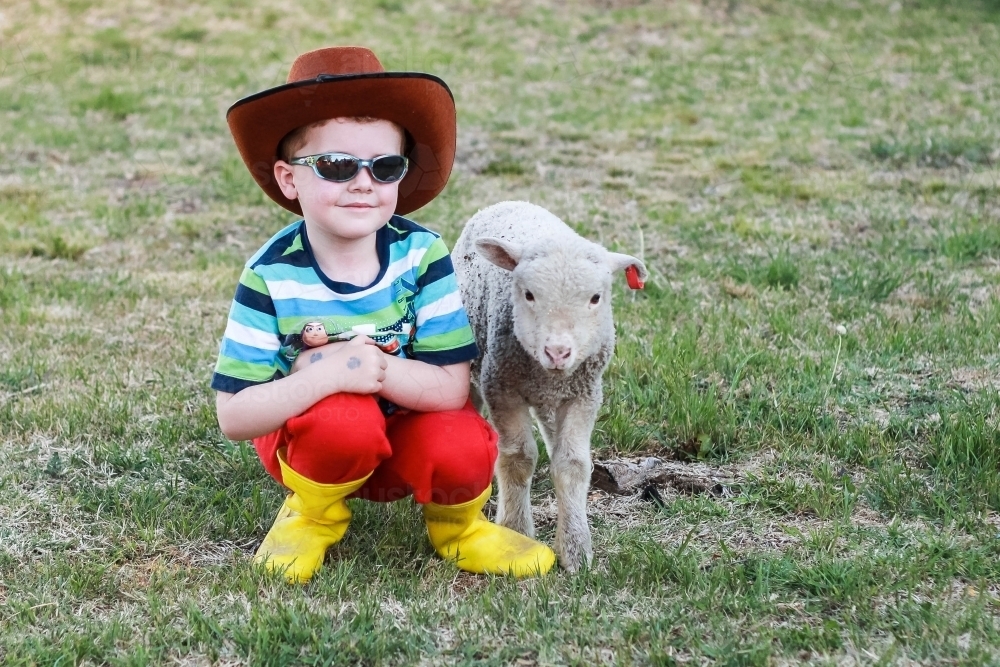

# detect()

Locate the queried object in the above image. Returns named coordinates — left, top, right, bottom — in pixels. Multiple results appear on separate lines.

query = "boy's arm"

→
left=216, top=376, right=330, bottom=442
left=216, top=336, right=386, bottom=441
left=289, top=343, right=470, bottom=412
left=379, top=356, right=470, bottom=412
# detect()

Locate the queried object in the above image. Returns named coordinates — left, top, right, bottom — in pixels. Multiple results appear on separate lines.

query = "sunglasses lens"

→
left=370, top=155, right=408, bottom=183
left=314, top=155, right=360, bottom=182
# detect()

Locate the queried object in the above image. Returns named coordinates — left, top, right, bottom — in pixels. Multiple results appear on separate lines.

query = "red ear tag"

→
left=625, top=265, right=644, bottom=290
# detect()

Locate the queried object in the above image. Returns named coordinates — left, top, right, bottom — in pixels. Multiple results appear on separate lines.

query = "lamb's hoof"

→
left=556, top=542, right=593, bottom=572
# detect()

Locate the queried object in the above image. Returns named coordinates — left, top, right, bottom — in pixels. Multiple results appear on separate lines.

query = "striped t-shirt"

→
left=211, top=215, right=479, bottom=395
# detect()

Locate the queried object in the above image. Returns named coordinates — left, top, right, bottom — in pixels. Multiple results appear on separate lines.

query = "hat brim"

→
left=227, top=73, right=456, bottom=216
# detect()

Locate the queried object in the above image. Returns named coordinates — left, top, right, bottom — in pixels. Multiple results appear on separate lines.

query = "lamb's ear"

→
left=475, top=237, right=523, bottom=272
left=606, top=253, right=649, bottom=289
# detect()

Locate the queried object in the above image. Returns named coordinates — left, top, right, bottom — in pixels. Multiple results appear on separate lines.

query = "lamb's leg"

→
left=489, top=395, right=537, bottom=538
left=550, top=399, right=597, bottom=571
left=470, top=383, right=487, bottom=417
left=531, top=407, right=557, bottom=459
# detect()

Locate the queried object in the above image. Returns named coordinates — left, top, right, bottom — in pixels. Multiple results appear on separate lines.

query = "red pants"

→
left=253, top=394, right=498, bottom=505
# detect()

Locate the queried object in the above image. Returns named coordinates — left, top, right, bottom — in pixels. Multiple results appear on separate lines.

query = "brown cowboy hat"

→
left=226, top=46, right=456, bottom=216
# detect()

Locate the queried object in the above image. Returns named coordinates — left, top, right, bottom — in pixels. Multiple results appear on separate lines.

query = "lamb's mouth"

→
left=539, top=359, right=574, bottom=373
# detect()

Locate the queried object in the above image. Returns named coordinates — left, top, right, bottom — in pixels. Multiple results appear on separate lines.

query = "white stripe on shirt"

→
left=416, top=291, right=464, bottom=327
left=266, top=247, right=429, bottom=301
left=223, top=318, right=282, bottom=350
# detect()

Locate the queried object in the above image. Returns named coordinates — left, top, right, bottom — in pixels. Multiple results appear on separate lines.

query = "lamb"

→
left=452, top=201, right=648, bottom=571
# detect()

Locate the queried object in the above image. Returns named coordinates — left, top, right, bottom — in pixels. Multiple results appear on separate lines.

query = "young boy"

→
left=212, top=46, right=556, bottom=583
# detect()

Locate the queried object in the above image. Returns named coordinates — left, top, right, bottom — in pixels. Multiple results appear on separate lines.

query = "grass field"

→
left=3, top=0, right=1000, bottom=663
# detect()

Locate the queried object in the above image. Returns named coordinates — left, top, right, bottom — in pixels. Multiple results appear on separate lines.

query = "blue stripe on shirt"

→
left=273, top=288, right=398, bottom=318
left=415, top=273, right=461, bottom=309
left=415, top=308, right=472, bottom=340
left=229, top=301, right=280, bottom=333
left=220, top=338, right=281, bottom=366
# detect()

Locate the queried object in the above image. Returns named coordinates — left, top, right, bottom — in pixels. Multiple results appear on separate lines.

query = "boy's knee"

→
left=427, top=449, right=494, bottom=505
left=285, top=394, right=391, bottom=482
left=407, top=406, right=498, bottom=505
left=307, top=393, right=384, bottom=428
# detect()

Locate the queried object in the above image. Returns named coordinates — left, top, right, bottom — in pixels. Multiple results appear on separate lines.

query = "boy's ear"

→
left=273, top=160, right=299, bottom=200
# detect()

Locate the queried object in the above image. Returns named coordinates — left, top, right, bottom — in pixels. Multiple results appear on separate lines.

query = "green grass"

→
left=3, top=0, right=1000, bottom=663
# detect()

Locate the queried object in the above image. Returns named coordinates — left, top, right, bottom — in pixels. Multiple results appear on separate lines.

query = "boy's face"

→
left=273, top=118, right=403, bottom=245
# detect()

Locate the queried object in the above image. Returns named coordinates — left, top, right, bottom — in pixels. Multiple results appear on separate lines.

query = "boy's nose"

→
left=348, top=166, right=374, bottom=190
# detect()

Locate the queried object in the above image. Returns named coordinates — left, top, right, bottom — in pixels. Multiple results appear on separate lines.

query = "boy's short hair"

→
left=278, top=116, right=412, bottom=162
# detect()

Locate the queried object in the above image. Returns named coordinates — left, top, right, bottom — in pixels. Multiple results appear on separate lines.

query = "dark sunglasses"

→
left=288, top=152, right=409, bottom=184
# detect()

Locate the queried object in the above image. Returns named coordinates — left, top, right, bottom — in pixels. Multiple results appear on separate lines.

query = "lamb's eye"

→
left=590, top=294, right=601, bottom=305
left=525, top=291, right=535, bottom=302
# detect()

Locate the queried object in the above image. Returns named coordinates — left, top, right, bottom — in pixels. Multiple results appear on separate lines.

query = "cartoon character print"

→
left=368, top=318, right=413, bottom=356
left=279, top=321, right=331, bottom=363
left=280, top=320, right=414, bottom=363
left=278, top=278, right=418, bottom=364
left=392, top=277, right=417, bottom=320
left=378, top=276, right=417, bottom=356
left=300, top=321, right=329, bottom=348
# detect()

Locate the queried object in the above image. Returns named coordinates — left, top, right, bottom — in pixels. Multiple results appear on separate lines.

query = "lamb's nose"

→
left=544, top=345, right=572, bottom=367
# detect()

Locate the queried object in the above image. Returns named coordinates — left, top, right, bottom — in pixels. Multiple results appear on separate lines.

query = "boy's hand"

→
left=298, top=335, right=387, bottom=395
left=216, top=336, right=388, bottom=442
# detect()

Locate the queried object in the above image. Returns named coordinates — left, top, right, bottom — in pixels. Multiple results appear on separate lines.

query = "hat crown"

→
left=286, top=46, right=385, bottom=83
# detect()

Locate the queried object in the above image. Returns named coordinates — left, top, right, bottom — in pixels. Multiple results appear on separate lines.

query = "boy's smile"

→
left=273, top=118, right=404, bottom=282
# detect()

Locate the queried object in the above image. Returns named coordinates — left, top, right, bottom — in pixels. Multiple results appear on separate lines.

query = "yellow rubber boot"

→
left=423, top=484, right=556, bottom=578
left=253, top=449, right=371, bottom=583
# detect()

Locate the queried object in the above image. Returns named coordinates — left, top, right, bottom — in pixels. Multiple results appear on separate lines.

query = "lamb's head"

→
left=476, top=235, right=648, bottom=374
